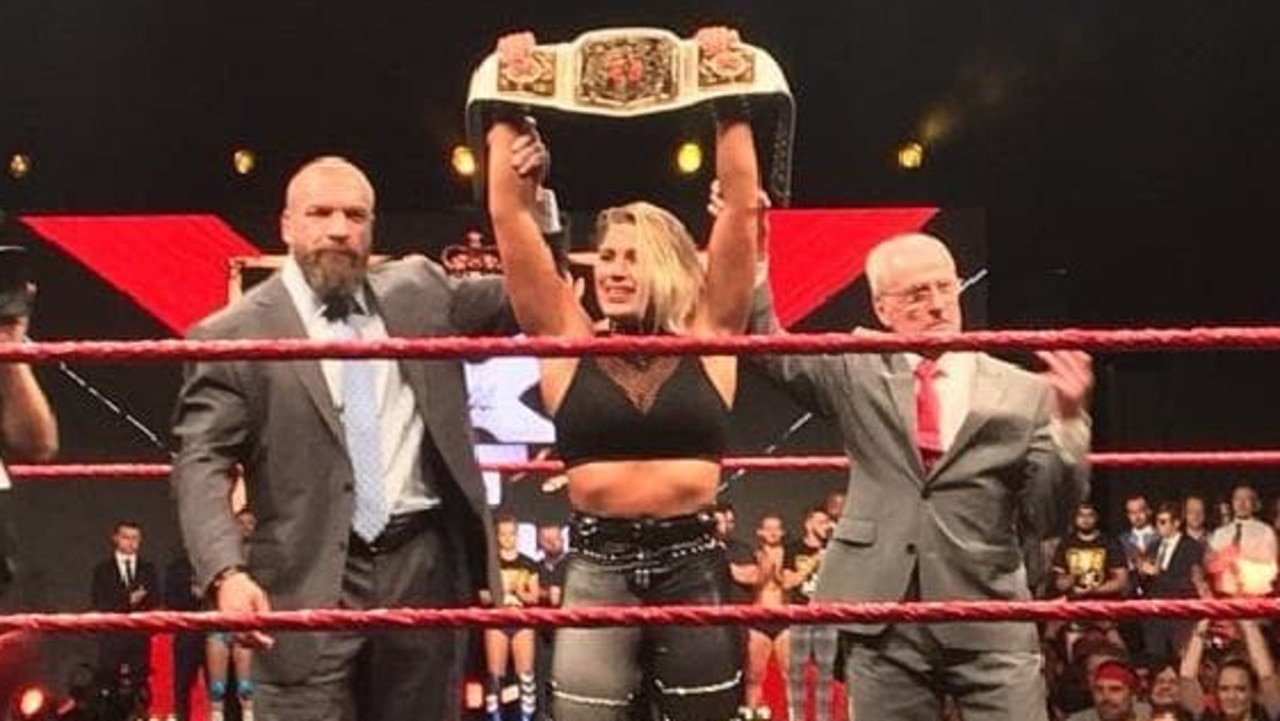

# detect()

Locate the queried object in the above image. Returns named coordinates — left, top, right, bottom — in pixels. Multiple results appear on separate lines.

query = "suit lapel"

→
left=367, top=276, right=432, bottom=415
left=253, top=277, right=346, bottom=446
left=881, top=353, right=927, bottom=484
left=931, top=354, right=1008, bottom=480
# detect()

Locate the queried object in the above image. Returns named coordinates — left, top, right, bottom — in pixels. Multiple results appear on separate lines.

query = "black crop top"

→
left=554, top=355, right=729, bottom=468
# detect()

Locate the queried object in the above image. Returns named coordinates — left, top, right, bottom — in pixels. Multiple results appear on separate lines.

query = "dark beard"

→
left=299, top=247, right=366, bottom=298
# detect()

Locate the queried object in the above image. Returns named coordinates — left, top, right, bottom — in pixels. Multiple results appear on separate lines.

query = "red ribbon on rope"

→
left=4, top=327, right=1280, bottom=364
left=11, top=451, right=1280, bottom=481
left=3, top=597, right=1279, bottom=635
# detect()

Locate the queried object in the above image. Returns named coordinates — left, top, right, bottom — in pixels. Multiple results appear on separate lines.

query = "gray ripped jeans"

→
left=550, top=511, right=743, bottom=721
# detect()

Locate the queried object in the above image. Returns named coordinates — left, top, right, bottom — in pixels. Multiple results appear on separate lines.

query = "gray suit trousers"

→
left=255, top=519, right=456, bottom=721
left=843, top=625, right=1047, bottom=721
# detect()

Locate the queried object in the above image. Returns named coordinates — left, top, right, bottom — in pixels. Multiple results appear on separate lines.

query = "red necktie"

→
left=915, top=358, right=943, bottom=472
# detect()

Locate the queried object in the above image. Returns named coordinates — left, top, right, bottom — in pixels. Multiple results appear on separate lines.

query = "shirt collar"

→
left=904, top=352, right=974, bottom=377
left=282, top=255, right=370, bottom=323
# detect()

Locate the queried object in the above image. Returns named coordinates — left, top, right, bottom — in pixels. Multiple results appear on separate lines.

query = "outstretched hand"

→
left=1035, top=350, right=1093, bottom=420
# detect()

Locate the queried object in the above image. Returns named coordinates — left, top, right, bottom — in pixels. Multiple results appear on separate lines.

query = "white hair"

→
left=864, top=232, right=955, bottom=296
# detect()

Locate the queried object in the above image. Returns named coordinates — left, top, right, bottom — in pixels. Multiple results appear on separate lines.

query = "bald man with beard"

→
left=172, top=149, right=553, bottom=721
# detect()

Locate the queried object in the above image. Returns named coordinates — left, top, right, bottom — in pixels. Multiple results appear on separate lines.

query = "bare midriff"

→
left=567, top=458, right=720, bottom=518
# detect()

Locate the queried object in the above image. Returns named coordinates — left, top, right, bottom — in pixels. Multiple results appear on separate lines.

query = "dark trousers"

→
left=172, top=632, right=206, bottom=721
left=255, top=515, right=456, bottom=721
left=99, top=633, right=151, bottom=683
left=536, top=629, right=555, bottom=721
left=0, top=490, right=14, bottom=599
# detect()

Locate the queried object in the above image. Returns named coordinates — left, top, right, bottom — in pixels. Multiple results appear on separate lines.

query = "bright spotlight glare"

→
left=451, top=145, right=477, bottom=178
left=16, top=686, right=48, bottom=718
left=675, top=141, right=703, bottom=175
left=897, top=142, right=925, bottom=170
left=232, top=149, right=257, bottom=176
left=8, top=153, right=32, bottom=180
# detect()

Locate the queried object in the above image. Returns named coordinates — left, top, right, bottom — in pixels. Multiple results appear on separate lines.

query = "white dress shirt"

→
left=905, top=352, right=1090, bottom=462
left=115, top=551, right=138, bottom=585
left=282, top=258, right=438, bottom=514
left=1208, top=517, right=1277, bottom=561
left=1207, top=517, right=1278, bottom=596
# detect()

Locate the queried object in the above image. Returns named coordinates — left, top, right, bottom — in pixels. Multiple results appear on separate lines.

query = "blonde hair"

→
left=595, top=202, right=704, bottom=334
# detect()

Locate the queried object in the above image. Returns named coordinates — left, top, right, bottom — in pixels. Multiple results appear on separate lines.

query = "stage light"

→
left=232, top=149, right=257, bottom=176
left=897, top=141, right=925, bottom=170
left=14, top=685, right=49, bottom=719
left=451, top=145, right=477, bottom=178
left=675, top=141, right=703, bottom=174
left=8, top=153, right=32, bottom=180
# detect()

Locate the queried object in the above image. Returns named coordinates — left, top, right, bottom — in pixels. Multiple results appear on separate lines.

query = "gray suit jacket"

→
left=751, top=289, right=1088, bottom=652
left=171, top=257, right=505, bottom=682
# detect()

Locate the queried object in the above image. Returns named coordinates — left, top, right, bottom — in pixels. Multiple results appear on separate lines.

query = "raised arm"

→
left=1239, top=618, right=1280, bottom=717
left=486, top=118, right=586, bottom=338
left=697, top=29, right=760, bottom=336
left=1179, top=618, right=1209, bottom=716
left=0, top=307, right=58, bottom=461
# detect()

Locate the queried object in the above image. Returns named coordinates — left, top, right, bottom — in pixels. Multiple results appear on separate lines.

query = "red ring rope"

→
left=2, top=597, right=1277, bottom=635
left=3, top=327, right=1280, bottom=363
left=8, top=328, right=1274, bottom=638
left=10, top=451, right=1280, bottom=481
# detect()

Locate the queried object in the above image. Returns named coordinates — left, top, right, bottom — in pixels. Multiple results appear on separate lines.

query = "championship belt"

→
left=465, top=27, right=795, bottom=206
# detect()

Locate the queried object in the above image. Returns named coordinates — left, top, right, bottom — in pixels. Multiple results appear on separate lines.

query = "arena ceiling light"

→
left=232, top=148, right=257, bottom=176
left=675, top=141, right=703, bottom=175
left=7, top=153, right=32, bottom=180
left=897, top=141, right=925, bottom=170
left=451, top=145, right=477, bottom=178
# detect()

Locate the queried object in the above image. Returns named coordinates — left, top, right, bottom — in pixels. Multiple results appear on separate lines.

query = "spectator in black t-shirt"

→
left=1052, top=502, right=1130, bottom=660
left=534, top=522, right=566, bottom=721
left=713, top=503, right=756, bottom=715
left=714, top=503, right=758, bottom=605
left=784, top=506, right=835, bottom=721
left=485, top=515, right=541, bottom=721
left=536, top=522, right=567, bottom=609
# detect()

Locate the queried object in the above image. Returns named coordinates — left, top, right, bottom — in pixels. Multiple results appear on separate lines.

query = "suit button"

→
left=338, top=540, right=348, bottom=552
left=920, top=488, right=932, bottom=499
left=343, top=483, right=354, bottom=492
left=906, top=543, right=918, bottom=555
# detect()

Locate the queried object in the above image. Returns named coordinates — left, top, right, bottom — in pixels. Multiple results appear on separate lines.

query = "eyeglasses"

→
left=881, top=278, right=960, bottom=309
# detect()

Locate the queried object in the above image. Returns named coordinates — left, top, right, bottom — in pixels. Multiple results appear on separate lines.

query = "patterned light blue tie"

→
left=330, top=303, right=387, bottom=542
